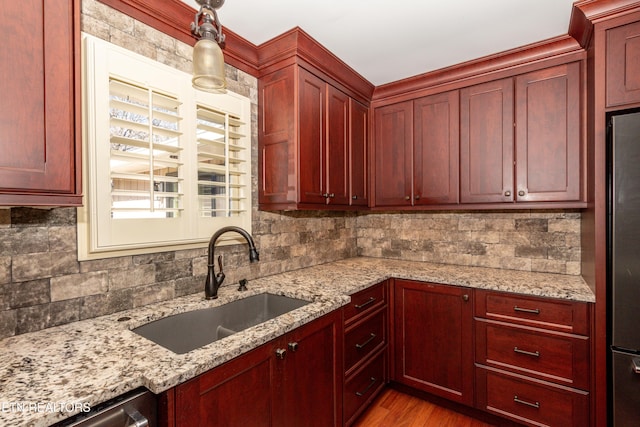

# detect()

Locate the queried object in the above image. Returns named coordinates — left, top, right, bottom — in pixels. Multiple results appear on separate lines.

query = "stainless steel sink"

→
left=132, top=293, right=310, bottom=354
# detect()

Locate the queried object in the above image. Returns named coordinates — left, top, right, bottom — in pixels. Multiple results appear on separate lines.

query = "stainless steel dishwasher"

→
left=51, top=388, right=156, bottom=427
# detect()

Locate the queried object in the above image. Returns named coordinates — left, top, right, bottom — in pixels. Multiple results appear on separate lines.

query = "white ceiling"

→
left=183, top=0, right=577, bottom=86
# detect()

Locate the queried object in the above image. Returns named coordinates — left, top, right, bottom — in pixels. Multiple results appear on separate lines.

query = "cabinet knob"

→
left=275, top=348, right=287, bottom=359
left=504, top=190, right=511, bottom=197
left=352, top=195, right=358, bottom=200
left=322, top=193, right=329, bottom=198
left=288, top=342, right=299, bottom=352
left=329, top=193, right=335, bottom=198
left=415, top=195, right=421, bottom=200
left=518, top=190, right=526, bottom=197
left=462, top=294, right=469, bottom=302
left=405, top=196, right=411, bottom=201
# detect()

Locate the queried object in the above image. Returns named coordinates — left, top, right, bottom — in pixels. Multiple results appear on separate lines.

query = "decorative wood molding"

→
left=372, top=35, right=583, bottom=104
left=257, top=27, right=375, bottom=103
left=98, top=0, right=260, bottom=76
left=570, top=0, right=640, bottom=48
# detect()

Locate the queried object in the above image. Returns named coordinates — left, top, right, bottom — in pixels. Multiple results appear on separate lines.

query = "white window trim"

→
left=78, top=34, right=252, bottom=260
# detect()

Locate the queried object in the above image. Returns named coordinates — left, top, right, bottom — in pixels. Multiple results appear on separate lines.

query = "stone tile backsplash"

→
left=356, top=210, right=581, bottom=275
left=0, top=1, right=583, bottom=339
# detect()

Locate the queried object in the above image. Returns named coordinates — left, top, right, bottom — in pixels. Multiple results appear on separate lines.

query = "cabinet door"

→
left=349, top=99, right=369, bottom=206
left=515, top=62, right=582, bottom=202
left=174, top=344, right=274, bottom=427
left=298, top=68, right=327, bottom=204
left=259, top=65, right=296, bottom=207
left=274, top=310, right=343, bottom=427
left=606, top=20, right=640, bottom=107
left=393, top=280, right=474, bottom=405
left=373, top=101, right=413, bottom=206
left=0, top=0, right=80, bottom=205
left=460, top=78, right=514, bottom=204
left=326, top=85, right=350, bottom=205
left=413, top=91, right=460, bottom=205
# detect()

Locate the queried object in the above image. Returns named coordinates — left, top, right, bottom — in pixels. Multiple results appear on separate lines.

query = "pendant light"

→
left=191, top=0, right=227, bottom=93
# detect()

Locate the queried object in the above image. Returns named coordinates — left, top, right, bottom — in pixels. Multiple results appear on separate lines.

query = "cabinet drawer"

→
left=344, top=350, right=386, bottom=426
left=344, top=282, right=386, bottom=324
left=476, top=367, right=589, bottom=427
left=345, top=309, right=386, bottom=374
left=475, top=290, right=589, bottom=335
left=476, top=320, right=589, bottom=390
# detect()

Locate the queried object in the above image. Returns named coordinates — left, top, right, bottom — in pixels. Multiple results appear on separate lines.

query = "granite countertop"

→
left=0, top=257, right=594, bottom=426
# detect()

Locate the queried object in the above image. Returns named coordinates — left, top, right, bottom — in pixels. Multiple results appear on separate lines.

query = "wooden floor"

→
left=352, top=388, right=496, bottom=427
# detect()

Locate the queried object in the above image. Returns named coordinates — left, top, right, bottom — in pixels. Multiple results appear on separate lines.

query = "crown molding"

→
left=372, top=35, right=583, bottom=104
left=257, top=27, right=375, bottom=103
left=570, top=0, right=640, bottom=47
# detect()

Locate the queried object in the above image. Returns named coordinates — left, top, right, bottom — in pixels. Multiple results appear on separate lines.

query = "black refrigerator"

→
left=609, top=109, right=640, bottom=426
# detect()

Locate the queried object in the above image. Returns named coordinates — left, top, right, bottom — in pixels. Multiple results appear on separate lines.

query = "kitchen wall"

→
left=0, top=0, right=581, bottom=340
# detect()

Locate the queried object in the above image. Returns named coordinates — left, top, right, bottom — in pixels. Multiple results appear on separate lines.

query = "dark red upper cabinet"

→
left=349, top=99, right=369, bottom=206
left=460, top=78, right=515, bottom=204
left=373, top=91, right=459, bottom=207
left=326, top=84, right=351, bottom=206
left=373, top=101, right=414, bottom=207
left=257, top=28, right=374, bottom=211
left=515, top=62, right=582, bottom=202
left=413, top=91, right=460, bottom=205
left=298, top=68, right=328, bottom=205
left=0, top=0, right=81, bottom=206
left=259, top=65, right=368, bottom=210
left=460, top=62, right=583, bottom=205
left=606, top=20, right=640, bottom=108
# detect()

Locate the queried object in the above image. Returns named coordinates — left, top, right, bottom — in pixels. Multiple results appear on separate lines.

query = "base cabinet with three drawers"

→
left=391, top=280, right=592, bottom=427
left=474, top=290, right=591, bottom=427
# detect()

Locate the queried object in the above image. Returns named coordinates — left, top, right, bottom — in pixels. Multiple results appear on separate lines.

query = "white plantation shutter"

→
left=109, top=79, right=184, bottom=219
left=196, top=106, right=249, bottom=218
left=79, top=34, right=252, bottom=260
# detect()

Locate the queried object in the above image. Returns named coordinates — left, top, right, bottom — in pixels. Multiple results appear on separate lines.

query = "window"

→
left=78, top=34, right=251, bottom=260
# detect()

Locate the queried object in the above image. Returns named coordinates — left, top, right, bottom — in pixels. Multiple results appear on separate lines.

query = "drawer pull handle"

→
left=514, top=347, right=540, bottom=357
left=514, top=396, right=540, bottom=409
left=354, top=297, right=376, bottom=309
left=356, top=333, right=377, bottom=349
left=356, top=377, right=377, bottom=396
left=514, top=306, right=540, bottom=314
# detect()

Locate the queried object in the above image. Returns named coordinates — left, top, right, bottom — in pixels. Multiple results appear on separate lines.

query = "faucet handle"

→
left=215, top=255, right=225, bottom=283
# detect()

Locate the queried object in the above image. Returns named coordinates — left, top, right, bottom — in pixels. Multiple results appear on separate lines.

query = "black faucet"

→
left=205, top=226, right=259, bottom=299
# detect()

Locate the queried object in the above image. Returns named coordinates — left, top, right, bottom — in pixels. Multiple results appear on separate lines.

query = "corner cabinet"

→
left=166, top=310, right=343, bottom=427
left=0, top=0, right=81, bottom=206
left=259, top=64, right=369, bottom=210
